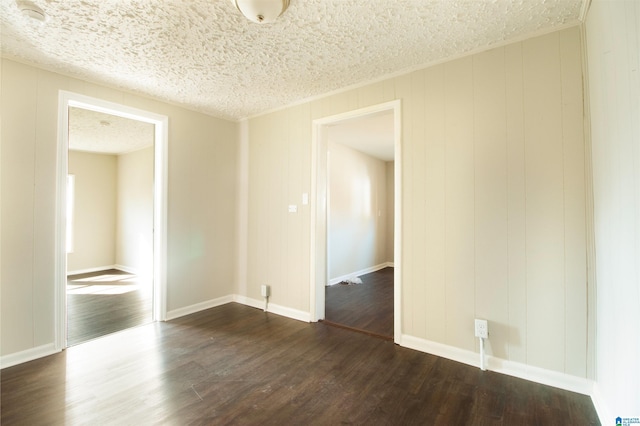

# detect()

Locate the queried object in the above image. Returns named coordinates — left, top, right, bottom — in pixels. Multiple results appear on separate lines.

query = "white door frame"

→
left=55, top=91, right=168, bottom=350
left=310, top=100, right=402, bottom=344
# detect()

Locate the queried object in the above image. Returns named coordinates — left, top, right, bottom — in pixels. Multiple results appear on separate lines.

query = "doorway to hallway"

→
left=310, top=100, right=402, bottom=343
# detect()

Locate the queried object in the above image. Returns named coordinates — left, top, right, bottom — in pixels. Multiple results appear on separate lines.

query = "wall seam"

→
left=579, top=13, right=597, bottom=383
left=559, top=31, right=569, bottom=376
left=31, top=69, right=39, bottom=348
left=471, top=55, right=477, bottom=347
left=521, top=40, right=529, bottom=367
left=503, top=47, right=511, bottom=362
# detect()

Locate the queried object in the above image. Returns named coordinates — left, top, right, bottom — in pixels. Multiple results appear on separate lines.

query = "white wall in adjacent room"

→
left=67, top=151, right=117, bottom=273
left=116, top=146, right=154, bottom=276
left=385, top=161, right=394, bottom=264
left=327, top=141, right=389, bottom=280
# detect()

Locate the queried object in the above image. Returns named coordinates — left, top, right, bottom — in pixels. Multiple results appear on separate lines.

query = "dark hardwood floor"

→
left=325, top=267, right=394, bottom=339
left=67, top=269, right=152, bottom=346
left=1, top=303, right=599, bottom=425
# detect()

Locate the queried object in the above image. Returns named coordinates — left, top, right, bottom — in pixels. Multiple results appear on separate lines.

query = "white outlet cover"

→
left=474, top=319, right=489, bottom=338
left=261, top=285, right=270, bottom=297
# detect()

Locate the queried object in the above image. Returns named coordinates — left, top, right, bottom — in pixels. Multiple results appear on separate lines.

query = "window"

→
left=66, top=174, right=75, bottom=253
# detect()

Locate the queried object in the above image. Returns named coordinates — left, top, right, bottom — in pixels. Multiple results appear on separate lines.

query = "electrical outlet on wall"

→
left=261, top=285, right=270, bottom=297
left=474, top=319, right=488, bottom=339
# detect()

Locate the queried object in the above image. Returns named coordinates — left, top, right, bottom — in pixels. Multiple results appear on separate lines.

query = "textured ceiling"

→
left=1, top=0, right=585, bottom=121
left=69, top=107, right=154, bottom=155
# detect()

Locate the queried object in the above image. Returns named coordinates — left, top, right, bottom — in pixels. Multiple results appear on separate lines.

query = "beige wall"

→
left=586, top=0, right=640, bottom=418
left=67, top=151, right=118, bottom=272
left=0, top=25, right=593, bottom=385
left=327, top=142, right=388, bottom=280
left=116, top=146, right=154, bottom=275
left=0, top=59, right=238, bottom=356
left=67, top=146, right=153, bottom=275
left=244, top=27, right=588, bottom=377
left=385, top=161, right=394, bottom=263
left=246, top=108, right=311, bottom=311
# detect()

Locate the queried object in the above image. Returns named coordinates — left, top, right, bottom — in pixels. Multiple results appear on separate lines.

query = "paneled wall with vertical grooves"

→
left=245, top=26, right=587, bottom=377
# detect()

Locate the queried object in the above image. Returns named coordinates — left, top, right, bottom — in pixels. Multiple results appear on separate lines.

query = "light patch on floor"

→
left=71, top=273, right=136, bottom=282
left=67, top=283, right=141, bottom=295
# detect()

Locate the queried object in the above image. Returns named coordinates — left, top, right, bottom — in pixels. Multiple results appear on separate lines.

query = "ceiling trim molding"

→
left=244, top=21, right=582, bottom=122
left=579, top=0, right=592, bottom=22
left=0, top=55, right=238, bottom=123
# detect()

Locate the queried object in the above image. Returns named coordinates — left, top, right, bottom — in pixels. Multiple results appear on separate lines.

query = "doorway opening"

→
left=55, top=92, right=168, bottom=350
left=310, top=100, right=401, bottom=343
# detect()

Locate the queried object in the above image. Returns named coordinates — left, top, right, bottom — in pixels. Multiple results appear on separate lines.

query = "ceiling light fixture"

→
left=230, top=0, right=290, bottom=24
left=17, top=0, right=46, bottom=22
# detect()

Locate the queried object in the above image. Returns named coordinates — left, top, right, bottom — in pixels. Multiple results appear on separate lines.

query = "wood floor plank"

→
left=0, top=303, right=600, bottom=425
left=325, top=267, right=394, bottom=338
left=66, top=269, right=153, bottom=346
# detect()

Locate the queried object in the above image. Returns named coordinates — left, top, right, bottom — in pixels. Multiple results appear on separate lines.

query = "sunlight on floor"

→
left=72, top=273, right=136, bottom=282
left=67, top=273, right=151, bottom=295
left=67, top=284, right=142, bottom=295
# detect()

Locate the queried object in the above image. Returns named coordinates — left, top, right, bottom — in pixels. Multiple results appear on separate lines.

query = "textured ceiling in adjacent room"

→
left=327, top=110, right=396, bottom=161
left=69, top=107, right=154, bottom=155
left=1, top=0, right=585, bottom=121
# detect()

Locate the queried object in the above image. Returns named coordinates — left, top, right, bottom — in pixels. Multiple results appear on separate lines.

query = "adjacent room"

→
left=66, top=107, right=155, bottom=346
left=1, top=0, right=638, bottom=424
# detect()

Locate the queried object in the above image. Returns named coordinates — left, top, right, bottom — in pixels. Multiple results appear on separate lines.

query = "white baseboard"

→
left=1, top=343, right=59, bottom=370
left=489, top=356, right=594, bottom=396
left=2, top=293, right=307, bottom=368
left=67, top=265, right=117, bottom=276
left=113, top=264, right=139, bottom=275
left=0, top=298, right=602, bottom=422
left=328, top=262, right=394, bottom=286
left=66, top=265, right=141, bottom=276
left=590, top=383, right=612, bottom=426
left=166, top=293, right=311, bottom=323
left=401, top=334, right=594, bottom=396
left=165, top=295, right=234, bottom=321
left=234, top=294, right=264, bottom=310
left=234, top=295, right=311, bottom=323
left=402, top=335, right=479, bottom=367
